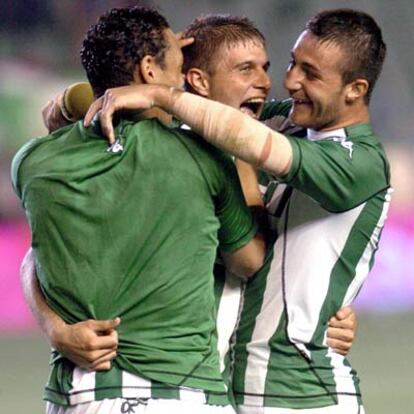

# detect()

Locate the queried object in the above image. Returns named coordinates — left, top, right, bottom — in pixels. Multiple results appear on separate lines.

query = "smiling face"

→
left=284, top=30, right=352, bottom=131
left=201, top=39, right=271, bottom=119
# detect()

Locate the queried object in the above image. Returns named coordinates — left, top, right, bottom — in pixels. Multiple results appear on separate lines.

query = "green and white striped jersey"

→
left=232, top=101, right=392, bottom=409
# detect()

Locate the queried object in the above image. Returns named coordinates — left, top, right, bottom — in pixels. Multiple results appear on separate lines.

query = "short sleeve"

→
left=280, top=136, right=390, bottom=212
left=213, top=153, right=258, bottom=252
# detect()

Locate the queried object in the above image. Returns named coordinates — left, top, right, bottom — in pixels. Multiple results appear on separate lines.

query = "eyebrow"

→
left=290, top=51, right=320, bottom=73
left=234, top=60, right=271, bottom=69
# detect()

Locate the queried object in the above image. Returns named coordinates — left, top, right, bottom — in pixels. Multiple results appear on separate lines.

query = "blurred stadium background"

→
left=0, top=1, right=413, bottom=413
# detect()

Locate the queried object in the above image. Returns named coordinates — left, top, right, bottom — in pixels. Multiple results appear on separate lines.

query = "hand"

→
left=326, top=306, right=357, bottom=356
left=84, top=85, right=157, bottom=145
left=42, top=93, right=71, bottom=133
left=51, top=318, right=121, bottom=371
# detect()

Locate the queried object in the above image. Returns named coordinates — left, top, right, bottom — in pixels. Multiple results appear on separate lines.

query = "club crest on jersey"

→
left=330, top=136, right=354, bottom=159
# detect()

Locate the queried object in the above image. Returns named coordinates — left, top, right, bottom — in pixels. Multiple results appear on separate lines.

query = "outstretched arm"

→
left=21, top=249, right=120, bottom=370
left=84, top=85, right=293, bottom=178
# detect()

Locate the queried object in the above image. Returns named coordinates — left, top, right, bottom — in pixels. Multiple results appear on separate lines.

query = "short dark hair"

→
left=306, top=9, right=386, bottom=104
left=183, top=14, right=265, bottom=75
left=80, top=6, right=169, bottom=97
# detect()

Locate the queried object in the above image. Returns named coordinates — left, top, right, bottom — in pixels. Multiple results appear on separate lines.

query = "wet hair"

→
left=80, top=6, right=169, bottom=97
left=183, top=14, right=265, bottom=75
left=306, top=8, right=386, bottom=103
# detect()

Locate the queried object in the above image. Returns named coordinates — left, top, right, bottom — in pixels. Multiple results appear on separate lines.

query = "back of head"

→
left=81, top=6, right=169, bottom=98
left=183, top=14, right=265, bottom=76
left=306, top=8, right=386, bottom=104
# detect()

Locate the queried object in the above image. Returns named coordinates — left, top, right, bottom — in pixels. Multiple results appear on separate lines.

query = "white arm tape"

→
left=170, top=91, right=293, bottom=177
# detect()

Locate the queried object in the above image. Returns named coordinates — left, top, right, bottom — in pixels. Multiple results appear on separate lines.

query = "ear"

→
left=345, top=79, right=369, bottom=103
left=185, top=68, right=210, bottom=97
left=137, top=55, right=159, bottom=85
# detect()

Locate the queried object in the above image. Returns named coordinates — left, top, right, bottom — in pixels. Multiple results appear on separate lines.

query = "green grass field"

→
left=1, top=311, right=412, bottom=413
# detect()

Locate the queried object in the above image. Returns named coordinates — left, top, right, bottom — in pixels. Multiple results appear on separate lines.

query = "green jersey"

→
left=11, top=117, right=257, bottom=406
left=233, top=100, right=392, bottom=409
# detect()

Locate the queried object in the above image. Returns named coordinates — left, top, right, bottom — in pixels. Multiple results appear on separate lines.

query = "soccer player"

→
left=12, top=6, right=267, bottom=414
left=86, top=9, right=391, bottom=414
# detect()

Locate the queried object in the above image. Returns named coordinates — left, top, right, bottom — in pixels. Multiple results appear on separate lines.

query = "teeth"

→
left=244, top=98, right=264, bottom=103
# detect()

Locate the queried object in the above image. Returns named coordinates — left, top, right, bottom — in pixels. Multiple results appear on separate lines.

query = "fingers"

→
left=326, top=323, right=355, bottom=357
left=180, top=37, right=194, bottom=48
left=42, top=94, right=70, bottom=133
left=98, top=94, right=117, bottom=145
left=42, top=100, right=54, bottom=131
left=68, top=348, right=117, bottom=371
left=175, top=32, right=194, bottom=48
left=334, top=306, right=354, bottom=321
left=90, top=350, right=117, bottom=371
left=326, top=338, right=351, bottom=356
left=326, top=326, right=354, bottom=342
left=84, top=97, right=104, bottom=127
left=84, top=93, right=116, bottom=144
left=329, top=306, right=357, bottom=331
left=89, top=317, right=121, bottom=333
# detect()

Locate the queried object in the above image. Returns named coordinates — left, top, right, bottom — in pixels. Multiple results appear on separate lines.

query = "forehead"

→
left=213, top=38, right=268, bottom=69
left=292, top=30, right=345, bottom=71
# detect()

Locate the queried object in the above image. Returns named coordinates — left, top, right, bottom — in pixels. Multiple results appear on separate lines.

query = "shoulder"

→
left=283, top=124, right=390, bottom=212
left=11, top=134, right=54, bottom=198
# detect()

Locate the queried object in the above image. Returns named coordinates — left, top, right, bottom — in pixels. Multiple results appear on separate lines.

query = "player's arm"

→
left=326, top=306, right=357, bottom=355
left=211, top=154, right=266, bottom=279
left=42, top=82, right=94, bottom=133
left=220, top=233, right=265, bottom=279
left=21, top=248, right=120, bottom=370
left=84, top=85, right=293, bottom=179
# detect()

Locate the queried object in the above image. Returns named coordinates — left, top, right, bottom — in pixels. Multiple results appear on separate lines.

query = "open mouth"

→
left=239, top=98, right=264, bottom=119
left=292, top=98, right=311, bottom=105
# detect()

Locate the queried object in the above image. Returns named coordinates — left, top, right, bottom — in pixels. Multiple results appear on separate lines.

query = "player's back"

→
left=12, top=117, right=255, bottom=395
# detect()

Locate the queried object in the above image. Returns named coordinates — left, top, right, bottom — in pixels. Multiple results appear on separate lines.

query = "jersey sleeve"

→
left=214, top=152, right=258, bottom=252
left=280, top=135, right=390, bottom=212
left=174, top=128, right=258, bottom=253
left=11, top=138, right=42, bottom=201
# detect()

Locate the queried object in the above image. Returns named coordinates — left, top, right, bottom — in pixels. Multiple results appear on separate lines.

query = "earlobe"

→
left=140, top=55, right=157, bottom=84
left=346, top=79, right=369, bottom=103
left=186, top=68, right=210, bottom=97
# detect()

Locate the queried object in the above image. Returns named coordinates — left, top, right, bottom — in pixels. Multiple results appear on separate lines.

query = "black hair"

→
left=80, top=6, right=169, bottom=97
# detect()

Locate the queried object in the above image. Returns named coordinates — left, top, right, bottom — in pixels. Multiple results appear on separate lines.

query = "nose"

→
left=255, top=68, right=272, bottom=92
left=284, top=65, right=302, bottom=93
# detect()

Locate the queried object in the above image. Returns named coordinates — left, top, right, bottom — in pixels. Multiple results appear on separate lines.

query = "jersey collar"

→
left=307, top=127, right=346, bottom=141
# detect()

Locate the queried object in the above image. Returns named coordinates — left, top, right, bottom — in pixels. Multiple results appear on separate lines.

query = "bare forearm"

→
left=154, top=87, right=294, bottom=177
left=20, top=249, right=65, bottom=341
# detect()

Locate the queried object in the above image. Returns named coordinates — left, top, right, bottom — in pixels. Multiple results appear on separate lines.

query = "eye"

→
left=239, top=64, right=252, bottom=73
left=304, top=69, right=319, bottom=81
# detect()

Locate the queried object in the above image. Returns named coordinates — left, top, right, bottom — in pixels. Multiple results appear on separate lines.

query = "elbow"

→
left=242, top=250, right=265, bottom=278
left=230, top=249, right=265, bottom=279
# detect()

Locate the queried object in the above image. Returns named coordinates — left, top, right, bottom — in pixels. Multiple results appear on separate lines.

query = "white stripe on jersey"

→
left=69, top=368, right=96, bottom=405
left=179, top=387, right=207, bottom=403
left=243, top=247, right=285, bottom=406
left=216, top=272, right=243, bottom=372
left=122, top=370, right=152, bottom=398
left=342, top=188, right=392, bottom=306
left=284, top=191, right=366, bottom=349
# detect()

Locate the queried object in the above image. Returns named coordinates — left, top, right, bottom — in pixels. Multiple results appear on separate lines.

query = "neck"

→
left=132, top=107, right=174, bottom=127
left=318, top=105, right=370, bottom=132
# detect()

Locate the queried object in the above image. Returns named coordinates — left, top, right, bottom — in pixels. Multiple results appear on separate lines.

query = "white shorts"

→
left=46, top=398, right=236, bottom=414
left=236, top=404, right=365, bottom=414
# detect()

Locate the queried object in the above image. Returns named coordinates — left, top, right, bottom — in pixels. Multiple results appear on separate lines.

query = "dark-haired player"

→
left=87, top=9, right=391, bottom=414
left=12, top=6, right=266, bottom=414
